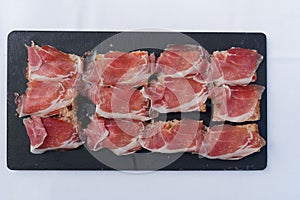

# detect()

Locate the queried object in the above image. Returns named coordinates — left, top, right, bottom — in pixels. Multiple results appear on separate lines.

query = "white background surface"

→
left=1, top=0, right=300, bottom=199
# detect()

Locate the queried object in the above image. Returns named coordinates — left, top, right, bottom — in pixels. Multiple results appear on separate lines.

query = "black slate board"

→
left=7, top=31, right=267, bottom=170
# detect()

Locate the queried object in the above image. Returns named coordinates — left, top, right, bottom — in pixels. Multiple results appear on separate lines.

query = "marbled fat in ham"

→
left=211, top=47, right=263, bottom=85
left=87, top=85, right=150, bottom=121
left=23, top=115, right=82, bottom=154
left=210, top=84, right=265, bottom=122
left=142, top=76, right=208, bottom=113
left=83, top=51, right=154, bottom=87
left=26, top=42, right=83, bottom=81
left=84, top=116, right=143, bottom=155
left=199, top=124, right=265, bottom=160
left=155, top=44, right=210, bottom=78
left=140, top=119, right=205, bottom=153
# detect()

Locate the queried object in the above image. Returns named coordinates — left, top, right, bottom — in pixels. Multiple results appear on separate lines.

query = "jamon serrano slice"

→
left=142, top=76, right=208, bottom=113
left=15, top=79, right=77, bottom=117
left=140, top=119, right=205, bottom=153
left=155, top=44, right=210, bottom=78
left=23, top=113, right=83, bottom=154
left=84, top=116, right=143, bottom=155
left=88, top=85, right=150, bottom=121
left=83, top=51, right=154, bottom=87
left=211, top=47, right=263, bottom=85
left=199, top=124, right=265, bottom=160
left=210, top=84, right=265, bottom=122
left=26, top=42, right=83, bottom=81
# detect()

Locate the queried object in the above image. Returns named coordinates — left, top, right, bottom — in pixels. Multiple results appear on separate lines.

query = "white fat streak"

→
left=115, top=53, right=150, bottom=86
left=150, top=87, right=208, bottom=113
left=160, top=45, right=207, bottom=78
left=110, top=137, right=141, bottom=156
left=202, top=129, right=257, bottom=160
left=28, top=52, right=82, bottom=81
left=139, top=120, right=197, bottom=153
left=140, top=139, right=196, bottom=154
left=95, top=107, right=151, bottom=121
left=30, top=134, right=83, bottom=154
left=88, top=129, right=109, bottom=151
left=18, top=84, right=76, bottom=117
left=218, top=75, right=255, bottom=86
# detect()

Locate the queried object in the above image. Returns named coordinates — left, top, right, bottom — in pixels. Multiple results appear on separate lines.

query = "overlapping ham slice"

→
left=15, top=79, right=77, bottom=117
left=155, top=44, right=210, bottom=78
left=84, top=116, right=143, bottom=155
left=140, top=119, right=205, bottom=153
left=142, top=76, right=208, bottom=113
left=26, top=42, right=83, bottom=81
left=87, top=85, right=150, bottom=121
left=23, top=112, right=83, bottom=154
left=210, top=47, right=263, bottom=85
left=210, top=84, right=265, bottom=122
left=83, top=51, right=154, bottom=87
left=199, top=124, right=265, bottom=160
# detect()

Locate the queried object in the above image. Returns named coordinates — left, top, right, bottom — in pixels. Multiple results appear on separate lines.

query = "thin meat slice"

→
left=142, top=76, right=208, bottom=113
left=15, top=79, right=77, bottom=117
left=140, top=119, right=205, bottom=153
left=84, top=116, right=143, bottom=155
left=155, top=44, right=210, bottom=78
left=83, top=51, right=153, bottom=87
left=88, top=85, right=150, bottom=121
left=212, top=47, right=263, bottom=85
left=210, top=84, right=265, bottom=122
left=23, top=115, right=83, bottom=154
left=199, top=124, right=265, bottom=160
left=27, top=42, right=83, bottom=81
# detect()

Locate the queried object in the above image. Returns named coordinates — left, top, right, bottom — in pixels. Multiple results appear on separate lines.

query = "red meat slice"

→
left=83, top=51, right=153, bottom=87
left=140, top=119, right=205, bottom=153
left=23, top=116, right=82, bottom=154
left=27, top=42, right=83, bottom=81
left=199, top=124, right=265, bottom=160
left=15, top=79, right=77, bottom=117
left=87, top=85, right=150, bottom=121
left=84, top=116, right=143, bottom=155
left=142, top=76, right=208, bottom=113
left=212, top=47, right=263, bottom=85
left=210, top=84, right=265, bottom=122
left=155, top=44, right=210, bottom=78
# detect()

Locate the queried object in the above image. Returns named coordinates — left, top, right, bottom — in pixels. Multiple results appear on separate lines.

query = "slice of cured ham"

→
left=87, top=85, right=150, bottom=121
left=26, top=42, right=83, bottom=81
left=211, top=47, right=263, bottom=85
left=140, top=119, right=205, bottom=153
left=84, top=116, right=143, bottom=155
left=210, top=84, right=265, bottom=122
left=199, top=124, right=265, bottom=160
left=83, top=51, right=154, bottom=87
left=142, top=76, right=208, bottom=113
left=23, top=114, right=83, bottom=154
left=155, top=44, right=210, bottom=78
left=15, top=79, right=77, bottom=117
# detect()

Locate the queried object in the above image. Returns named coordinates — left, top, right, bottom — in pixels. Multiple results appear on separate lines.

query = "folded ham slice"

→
left=84, top=116, right=143, bottom=155
left=199, top=124, right=265, bottom=160
left=155, top=44, right=210, bottom=78
left=210, top=84, right=265, bottom=122
left=211, top=47, right=263, bottom=85
left=83, top=51, right=154, bottom=87
left=140, top=119, right=205, bottom=153
left=23, top=113, right=83, bottom=154
left=15, top=79, right=77, bottom=117
left=142, top=76, right=208, bottom=113
left=26, top=42, right=83, bottom=81
left=87, top=85, right=150, bottom=121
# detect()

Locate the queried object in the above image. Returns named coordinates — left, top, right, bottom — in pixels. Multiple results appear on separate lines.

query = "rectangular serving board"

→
left=7, top=31, right=267, bottom=170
